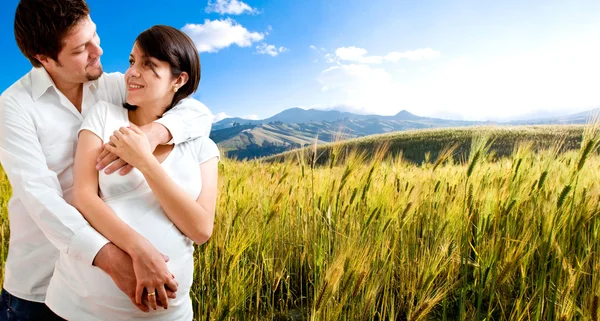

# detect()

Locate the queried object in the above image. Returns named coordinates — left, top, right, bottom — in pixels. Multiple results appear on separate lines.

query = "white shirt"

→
left=45, top=101, right=219, bottom=321
left=0, top=67, right=213, bottom=302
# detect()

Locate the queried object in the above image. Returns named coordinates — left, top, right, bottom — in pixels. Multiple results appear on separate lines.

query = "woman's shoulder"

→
left=185, top=136, right=220, bottom=164
left=91, top=100, right=126, bottom=113
left=86, top=101, right=127, bottom=121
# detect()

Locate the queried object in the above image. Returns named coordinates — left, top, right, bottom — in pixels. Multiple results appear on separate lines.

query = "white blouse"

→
left=45, top=101, right=219, bottom=321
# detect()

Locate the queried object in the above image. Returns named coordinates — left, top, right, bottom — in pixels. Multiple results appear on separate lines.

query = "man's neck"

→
left=48, top=71, right=84, bottom=112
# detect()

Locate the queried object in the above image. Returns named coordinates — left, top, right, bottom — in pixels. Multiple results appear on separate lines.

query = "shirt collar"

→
left=31, top=67, right=99, bottom=102
left=31, top=67, right=54, bottom=102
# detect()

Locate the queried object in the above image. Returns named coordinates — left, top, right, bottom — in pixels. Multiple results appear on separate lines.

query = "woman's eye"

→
left=128, top=60, right=134, bottom=66
left=143, top=60, right=157, bottom=68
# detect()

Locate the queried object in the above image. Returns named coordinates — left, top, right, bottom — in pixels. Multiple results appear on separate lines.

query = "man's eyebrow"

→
left=72, top=43, right=86, bottom=52
left=72, top=27, right=97, bottom=51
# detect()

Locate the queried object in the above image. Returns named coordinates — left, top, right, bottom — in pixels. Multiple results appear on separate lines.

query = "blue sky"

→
left=1, top=0, right=600, bottom=121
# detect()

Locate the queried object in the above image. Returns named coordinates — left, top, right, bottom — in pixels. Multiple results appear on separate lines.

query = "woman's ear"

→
left=175, top=72, right=189, bottom=89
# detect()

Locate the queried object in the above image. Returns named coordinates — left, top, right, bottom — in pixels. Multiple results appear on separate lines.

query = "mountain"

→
left=393, top=109, right=423, bottom=121
left=211, top=117, right=262, bottom=130
left=209, top=107, right=598, bottom=160
left=265, top=107, right=353, bottom=123
left=507, top=107, right=600, bottom=125
left=212, top=108, right=441, bottom=131
left=210, top=108, right=482, bottom=159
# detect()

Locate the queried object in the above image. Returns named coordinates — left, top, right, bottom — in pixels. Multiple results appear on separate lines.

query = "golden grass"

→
left=1, top=125, right=600, bottom=320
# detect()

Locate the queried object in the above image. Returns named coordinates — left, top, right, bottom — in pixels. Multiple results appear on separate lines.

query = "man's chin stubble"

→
left=86, top=66, right=103, bottom=81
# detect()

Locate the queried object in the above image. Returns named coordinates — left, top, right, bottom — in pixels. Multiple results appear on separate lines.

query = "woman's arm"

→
left=105, top=127, right=218, bottom=244
left=96, top=97, right=212, bottom=175
left=139, top=157, right=218, bottom=245
left=72, top=130, right=177, bottom=310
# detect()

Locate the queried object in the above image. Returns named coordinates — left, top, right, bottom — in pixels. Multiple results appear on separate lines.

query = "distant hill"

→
left=507, top=108, right=600, bottom=125
left=264, top=125, right=588, bottom=165
left=210, top=107, right=598, bottom=160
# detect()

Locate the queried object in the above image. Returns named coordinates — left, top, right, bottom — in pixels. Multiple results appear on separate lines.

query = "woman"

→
left=45, top=25, right=219, bottom=320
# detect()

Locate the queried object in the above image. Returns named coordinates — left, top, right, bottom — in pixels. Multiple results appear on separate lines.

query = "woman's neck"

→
left=128, top=103, right=167, bottom=127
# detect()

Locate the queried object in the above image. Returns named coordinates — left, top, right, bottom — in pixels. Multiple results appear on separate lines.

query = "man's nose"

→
left=90, top=41, right=103, bottom=58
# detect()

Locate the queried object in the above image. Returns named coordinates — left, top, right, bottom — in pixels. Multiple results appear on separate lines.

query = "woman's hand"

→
left=105, top=126, right=156, bottom=171
left=129, top=239, right=178, bottom=310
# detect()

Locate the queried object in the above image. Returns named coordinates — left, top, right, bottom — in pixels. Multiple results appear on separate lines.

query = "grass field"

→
left=1, top=124, right=600, bottom=320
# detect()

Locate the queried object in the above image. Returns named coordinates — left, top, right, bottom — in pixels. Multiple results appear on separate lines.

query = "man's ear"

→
left=35, top=54, right=51, bottom=68
left=175, top=72, right=189, bottom=88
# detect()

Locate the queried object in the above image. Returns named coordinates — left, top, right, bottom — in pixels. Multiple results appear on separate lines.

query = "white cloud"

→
left=205, top=0, right=258, bottom=15
left=310, top=45, right=338, bottom=63
left=319, top=64, right=392, bottom=92
left=326, top=46, right=441, bottom=64
left=386, top=48, right=441, bottom=61
left=256, top=43, right=287, bottom=56
left=213, top=112, right=230, bottom=123
left=335, top=47, right=368, bottom=61
left=318, top=64, right=400, bottom=115
left=315, top=37, right=600, bottom=120
left=242, top=114, right=260, bottom=120
left=182, top=19, right=264, bottom=53
left=324, top=53, right=338, bottom=64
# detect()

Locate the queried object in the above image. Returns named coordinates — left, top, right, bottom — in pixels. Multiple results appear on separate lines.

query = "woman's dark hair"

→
left=14, top=0, right=90, bottom=67
left=124, top=25, right=201, bottom=113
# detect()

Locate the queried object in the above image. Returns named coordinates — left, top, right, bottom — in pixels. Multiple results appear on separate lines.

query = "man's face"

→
left=41, top=15, right=103, bottom=85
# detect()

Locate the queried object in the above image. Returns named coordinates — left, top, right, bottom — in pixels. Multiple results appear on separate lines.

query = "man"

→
left=0, top=0, right=212, bottom=319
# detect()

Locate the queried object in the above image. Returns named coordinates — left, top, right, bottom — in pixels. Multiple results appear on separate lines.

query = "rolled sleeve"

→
left=155, top=98, right=213, bottom=145
left=154, top=115, right=185, bottom=145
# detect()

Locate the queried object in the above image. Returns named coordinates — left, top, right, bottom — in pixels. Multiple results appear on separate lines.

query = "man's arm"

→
left=0, top=95, right=108, bottom=264
left=98, top=98, right=213, bottom=174
left=112, top=72, right=212, bottom=144
left=155, top=97, right=213, bottom=144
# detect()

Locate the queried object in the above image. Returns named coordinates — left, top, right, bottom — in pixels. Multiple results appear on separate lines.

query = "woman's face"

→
left=124, top=42, right=177, bottom=108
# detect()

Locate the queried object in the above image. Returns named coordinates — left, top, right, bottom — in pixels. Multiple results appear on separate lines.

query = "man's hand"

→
left=96, top=122, right=170, bottom=175
left=96, top=142, right=133, bottom=175
left=93, top=243, right=177, bottom=312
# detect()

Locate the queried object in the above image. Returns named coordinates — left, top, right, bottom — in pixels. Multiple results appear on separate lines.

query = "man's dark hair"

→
left=124, top=25, right=201, bottom=113
left=14, top=0, right=90, bottom=67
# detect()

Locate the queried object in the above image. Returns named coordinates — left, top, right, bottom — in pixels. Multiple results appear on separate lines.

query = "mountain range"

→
left=209, top=107, right=600, bottom=160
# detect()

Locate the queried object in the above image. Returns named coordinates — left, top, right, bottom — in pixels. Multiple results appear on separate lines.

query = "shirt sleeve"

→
left=154, top=98, right=213, bottom=145
left=0, top=95, right=109, bottom=265
left=195, top=137, right=221, bottom=164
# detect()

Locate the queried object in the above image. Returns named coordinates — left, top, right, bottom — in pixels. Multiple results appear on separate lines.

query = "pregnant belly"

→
left=53, top=202, right=195, bottom=314
left=106, top=199, right=194, bottom=259
left=53, top=253, right=194, bottom=318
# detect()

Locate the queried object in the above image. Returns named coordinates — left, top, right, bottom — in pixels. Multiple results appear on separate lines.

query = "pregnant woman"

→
left=45, top=25, right=219, bottom=320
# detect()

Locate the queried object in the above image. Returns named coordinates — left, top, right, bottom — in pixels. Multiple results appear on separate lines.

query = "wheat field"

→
left=1, top=125, right=600, bottom=320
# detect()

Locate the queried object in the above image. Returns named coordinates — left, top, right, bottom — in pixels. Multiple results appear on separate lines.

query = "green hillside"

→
left=264, top=125, right=588, bottom=165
